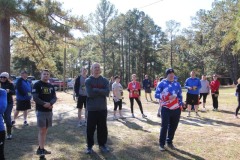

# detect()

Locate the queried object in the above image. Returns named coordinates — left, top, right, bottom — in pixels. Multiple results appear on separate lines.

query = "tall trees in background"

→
left=3, top=0, right=240, bottom=85
left=0, top=0, right=86, bottom=74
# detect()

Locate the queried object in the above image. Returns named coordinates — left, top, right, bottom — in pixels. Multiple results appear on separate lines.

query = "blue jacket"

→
left=142, top=79, right=151, bottom=89
left=0, top=89, right=7, bottom=131
left=16, top=78, right=32, bottom=101
left=184, top=77, right=201, bottom=95
left=85, top=75, right=109, bottom=111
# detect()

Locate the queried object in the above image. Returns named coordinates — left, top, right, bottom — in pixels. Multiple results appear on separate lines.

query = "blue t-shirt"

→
left=185, top=77, right=201, bottom=95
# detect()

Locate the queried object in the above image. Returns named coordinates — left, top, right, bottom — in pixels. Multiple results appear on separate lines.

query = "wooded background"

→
left=0, top=0, right=239, bottom=86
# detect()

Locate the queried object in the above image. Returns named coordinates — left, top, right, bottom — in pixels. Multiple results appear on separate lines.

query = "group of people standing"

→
left=0, top=70, right=33, bottom=159
left=1, top=64, right=239, bottom=158
left=0, top=70, right=54, bottom=159
left=184, top=71, right=220, bottom=117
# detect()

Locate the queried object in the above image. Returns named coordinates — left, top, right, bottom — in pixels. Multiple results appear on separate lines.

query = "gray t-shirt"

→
left=79, top=76, right=87, bottom=96
left=112, top=82, right=123, bottom=99
left=199, top=80, right=210, bottom=93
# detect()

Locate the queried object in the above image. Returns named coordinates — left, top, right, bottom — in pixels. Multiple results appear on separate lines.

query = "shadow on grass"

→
left=218, top=109, right=235, bottom=115
left=167, top=148, right=205, bottom=160
left=118, top=119, right=150, bottom=133
left=180, top=116, right=240, bottom=127
left=137, top=117, right=160, bottom=126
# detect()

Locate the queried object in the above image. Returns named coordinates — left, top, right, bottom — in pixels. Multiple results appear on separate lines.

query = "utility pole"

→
left=63, top=32, right=67, bottom=92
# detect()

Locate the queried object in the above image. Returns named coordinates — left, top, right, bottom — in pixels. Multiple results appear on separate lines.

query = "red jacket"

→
left=154, top=80, right=158, bottom=88
left=128, top=81, right=141, bottom=98
left=210, top=80, right=220, bottom=93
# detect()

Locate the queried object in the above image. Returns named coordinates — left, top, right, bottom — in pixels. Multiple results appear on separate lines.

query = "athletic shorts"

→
left=16, top=100, right=31, bottom=111
left=77, top=95, right=87, bottom=109
left=36, top=111, right=53, bottom=128
left=186, top=93, right=199, bottom=105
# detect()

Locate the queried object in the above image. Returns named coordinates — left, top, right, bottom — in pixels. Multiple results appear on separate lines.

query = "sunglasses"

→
left=0, top=77, right=7, bottom=79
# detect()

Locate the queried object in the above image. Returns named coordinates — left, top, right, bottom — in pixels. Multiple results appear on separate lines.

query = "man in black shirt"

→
left=32, top=69, right=57, bottom=158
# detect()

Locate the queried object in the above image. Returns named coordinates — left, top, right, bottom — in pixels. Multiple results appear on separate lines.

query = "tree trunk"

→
left=0, top=17, right=10, bottom=73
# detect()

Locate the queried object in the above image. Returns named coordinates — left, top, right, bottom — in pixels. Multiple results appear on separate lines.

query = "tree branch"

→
left=22, top=25, right=46, bottom=58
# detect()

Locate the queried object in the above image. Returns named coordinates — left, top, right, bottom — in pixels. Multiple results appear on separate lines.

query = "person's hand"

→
left=48, top=105, right=53, bottom=109
left=5, top=89, right=9, bottom=93
left=43, top=102, right=51, bottom=108
left=113, top=97, right=119, bottom=102
left=188, top=87, right=192, bottom=90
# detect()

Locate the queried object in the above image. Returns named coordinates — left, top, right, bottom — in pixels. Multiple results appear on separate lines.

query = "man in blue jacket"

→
left=184, top=71, right=201, bottom=117
left=12, top=70, right=32, bottom=126
left=142, top=74, right=153, bottom=101
left=85, top=63, right=110, bottom=154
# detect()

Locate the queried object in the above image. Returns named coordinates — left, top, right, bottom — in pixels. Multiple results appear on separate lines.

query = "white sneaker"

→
left=132, top=114, right=135, bottom=118
left=6, top=134, right=12, bottom=140
left=142, top=114, right=147, bottom=118
left=201, top=108, right=206, bottom=112
left=159, top=146, right=165, bottom=151
left=187, top=113, right=191, bottom=117
left=196, top=113, right=200, bottom=117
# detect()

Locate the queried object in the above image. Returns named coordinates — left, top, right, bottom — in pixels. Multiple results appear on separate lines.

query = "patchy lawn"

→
left=5, top=87, right=240, bottom=160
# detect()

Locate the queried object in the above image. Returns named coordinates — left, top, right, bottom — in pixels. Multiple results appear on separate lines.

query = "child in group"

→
left=112, top=76, right=124, bottom=119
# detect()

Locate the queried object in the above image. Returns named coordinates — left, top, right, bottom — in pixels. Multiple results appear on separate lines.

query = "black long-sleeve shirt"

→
left=0, top=81, right=15, bottom=103
left=32, top=80, right=57, bottom=112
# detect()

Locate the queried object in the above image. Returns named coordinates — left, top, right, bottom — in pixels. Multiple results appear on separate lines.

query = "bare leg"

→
left=78, top=108, right=82, bottom=123
left=187, top=105, right=191, bottom=116
left=23, top=110, right=28, bottom=121
left=13, top=110, right=20, bottom=121
left=38, top=127, right=48, bottom=149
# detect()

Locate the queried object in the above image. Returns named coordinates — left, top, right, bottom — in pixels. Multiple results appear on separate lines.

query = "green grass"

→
left=5, top=87, right=240, bottom=160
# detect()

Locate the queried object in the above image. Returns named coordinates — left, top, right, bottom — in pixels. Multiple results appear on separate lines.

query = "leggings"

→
left=236, top=97, right=240, bottom=116
left=199, top=93, right=208, bottom=103
left=113, top=99, right=122, bottom=111
left=0, top=130, right=5, bottom=160
left=211, top=94, right=218, bottom=109
left=3, top=103, right=13, bottom=135
left=129, top=98, right=143, bottom=114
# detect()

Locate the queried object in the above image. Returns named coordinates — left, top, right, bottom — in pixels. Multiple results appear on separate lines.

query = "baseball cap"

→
left=0, top=72, right=9, bottom=78
left=165, top=68, right=174, bottom=76
left=20, top=70, right=28, bottom=74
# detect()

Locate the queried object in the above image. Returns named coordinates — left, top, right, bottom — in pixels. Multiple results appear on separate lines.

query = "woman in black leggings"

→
left=127, top=74, right=147, bottom=118
left=235, top=78, right=240, bottom=118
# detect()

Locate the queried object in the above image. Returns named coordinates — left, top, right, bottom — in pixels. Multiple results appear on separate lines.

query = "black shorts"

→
left=145, top=88, right=151, bottom=93
left=77, top=95, right=87, bottom=109
left=186, top=93, right=199, bottom=105
left=16, top=100, right=31, bottom=111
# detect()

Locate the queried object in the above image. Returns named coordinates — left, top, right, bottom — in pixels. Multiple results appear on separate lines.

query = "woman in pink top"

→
left=210, top=74, right=220, bottom=111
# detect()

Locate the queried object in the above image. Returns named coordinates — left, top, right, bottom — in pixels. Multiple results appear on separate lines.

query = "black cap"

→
left=165, top=68, right=174, bottom=76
